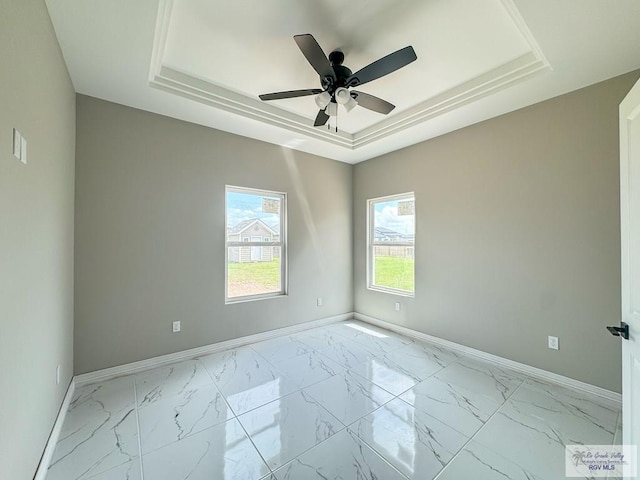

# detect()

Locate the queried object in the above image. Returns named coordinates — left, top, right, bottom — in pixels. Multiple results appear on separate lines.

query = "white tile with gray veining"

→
left=612, top=412, right=623, bottom=446
left=437, top=441, right=547, bottom=480
left=237, top=390, right=344, bottom=470
left=199, top=346, right=299, bottom=414
left=395, top=340, right=460, bottom=369
left=323, top=321, right=392, bottom=340
left=293, top=328, right=351, bottom=351
left=134, top=360, right=213, bottom=408
left=271, top=350, right=344, bottom=389
left=138, top=382, right=234, bottom=454
left=250, top=335, right=315, bottom=364
left=399, top=374, right=503, bottom=436
left=45, top=321, right=622, bottom=480
left=473, top=398, right=595, bottom=479
left=302, top=370, right=394, bottom=425
left=514, top=379, right=619, bottom=442
left=46, top=376, right=139, bottom=480
left=351, top=398, right=468, bottom=479
left=435, top=357, right=525, bottom=404
left=481, top=380, right=618, bottom=456
left=85, top=460, right=142, bottom=480
left=272, top=429, right=407, bottom=480
left=348, top=348, right=443, bottom=396
left=297, top=331, right=375, bottom=369
left=325, top=321, right=414, bottom=355
left=141, top=418, right=271, bottom=480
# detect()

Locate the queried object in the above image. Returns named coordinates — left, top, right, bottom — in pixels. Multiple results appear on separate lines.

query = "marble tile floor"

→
left=45, top=320, right=623, bottom=480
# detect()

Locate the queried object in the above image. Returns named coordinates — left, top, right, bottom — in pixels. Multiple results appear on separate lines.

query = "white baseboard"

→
left=33, top=378, right=76, bottom=480
left=38, top=310, right=619, bottom=480
left=74, top=309, right=621, bottom=404
left=354, top=313, right=622, bottom=406
left=75, top=312, right=353, bottom=386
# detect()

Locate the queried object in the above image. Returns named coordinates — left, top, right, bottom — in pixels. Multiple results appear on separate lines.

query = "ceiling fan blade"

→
left=314, top=108, right=330, bottom=127
left=294, top=34, right=336, bottom=82
left=346, top=46, right=417, bottom=87
left=259, top=89, right=323, bottom=101
left=352, top=91, right=395, bottom=114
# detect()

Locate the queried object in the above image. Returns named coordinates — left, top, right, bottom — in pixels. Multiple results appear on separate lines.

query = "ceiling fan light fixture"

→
left=326, top=102, right=338, bottom=117
left=334, top=87, right=351, bottom=105
left=315, top=91, right=331, bottom=109
left=344, top=97, right=357, bottom=112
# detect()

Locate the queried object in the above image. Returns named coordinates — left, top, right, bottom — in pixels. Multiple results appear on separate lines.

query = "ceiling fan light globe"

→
left=344, top=97, right=357, bottom=112
left=315, top=91, right=331, bottom=109
left=335, top=87, right=351, bottom=105
left=326, top=102, right=338, bottom=117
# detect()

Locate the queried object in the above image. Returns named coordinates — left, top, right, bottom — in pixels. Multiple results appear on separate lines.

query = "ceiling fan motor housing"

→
left=323, top=51, right=353, bottom=91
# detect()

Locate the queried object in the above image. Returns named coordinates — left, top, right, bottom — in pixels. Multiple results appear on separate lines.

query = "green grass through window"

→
left=374, top=256, right=414, bottom=292
left=228, top=259, right=281, bottom=298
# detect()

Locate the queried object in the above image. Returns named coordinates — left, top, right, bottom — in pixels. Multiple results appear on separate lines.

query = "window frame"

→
left=225, top=185, right=287, bottom=303
left=367, top=192, right=415, bottom=297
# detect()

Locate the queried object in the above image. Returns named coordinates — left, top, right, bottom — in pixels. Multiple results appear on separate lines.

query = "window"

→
left=368, top=193, right=415, bottom=295
left=226, top=186, right=286, bottom=302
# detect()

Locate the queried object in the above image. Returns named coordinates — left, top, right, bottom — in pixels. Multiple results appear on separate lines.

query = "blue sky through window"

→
left=227, top=191, right=280, bottom=232
left=374, top=199, right=414, bottom=235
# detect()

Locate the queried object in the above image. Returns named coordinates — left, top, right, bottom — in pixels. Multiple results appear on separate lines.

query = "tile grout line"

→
left=240, top=391, right=352, bottom=476
left=235, top=411, right=276, bottom=476
left=132, top=375, right=144, bottom=480
left=343, top=355, right=482, bottom=480
left=242, top=326, right=402, bottom=476
left=243, top=330, right=418, bottom=474
left=132, top=360, right=237, bottom=460
left=432, top=377, right=529, bottom=480
left=226, top=339, right=354, bottom=474
left=195, top=356, right=276, bottom=476
left=165, top=324, right=496, bottom=478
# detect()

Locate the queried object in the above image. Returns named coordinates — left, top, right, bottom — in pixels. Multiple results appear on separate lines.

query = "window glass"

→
left=226, top=187, right=286, bottom=301
left=368, top=193, right=415, bottom=295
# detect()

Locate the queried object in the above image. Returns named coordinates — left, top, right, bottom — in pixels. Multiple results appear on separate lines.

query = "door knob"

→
left=606, top=322, right=629, bottom=340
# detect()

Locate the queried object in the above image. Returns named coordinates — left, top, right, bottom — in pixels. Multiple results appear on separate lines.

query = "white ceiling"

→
left=46, top=0, right=640, bottom=163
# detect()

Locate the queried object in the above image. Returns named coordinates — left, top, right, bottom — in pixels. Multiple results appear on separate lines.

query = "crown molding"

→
left=149, top=0, right=550, bottom=150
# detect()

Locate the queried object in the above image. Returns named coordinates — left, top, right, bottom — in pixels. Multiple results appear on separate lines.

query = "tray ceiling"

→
left=46, top=0, right=640, bottom=163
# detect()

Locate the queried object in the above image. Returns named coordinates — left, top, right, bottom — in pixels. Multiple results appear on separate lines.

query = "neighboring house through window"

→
left=367, top=193, right=415, bottom=296
left=226, top=186, right=286, bottom=302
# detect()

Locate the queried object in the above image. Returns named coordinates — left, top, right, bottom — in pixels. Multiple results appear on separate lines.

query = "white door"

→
left=250, top=236, right=262, bottom=261
left=620, top=77, right=640, bottom=467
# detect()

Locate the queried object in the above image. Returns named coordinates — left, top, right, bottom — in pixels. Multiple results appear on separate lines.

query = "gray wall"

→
left=74, top=95, right=353, bottom=374
left=354, top=71, right=640, bottom=393
left=0, top=0, right=76, bottom=478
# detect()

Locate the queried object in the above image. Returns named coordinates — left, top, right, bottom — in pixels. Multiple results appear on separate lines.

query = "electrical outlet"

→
left=395, top=301, right=401, bottom=312
left=56, top=365, right=61, bottom=385
left=13, top=128, right=21, bottom=159
left=20, top=135, right=27, bottom=164
left=548, top=336, right=559, bottom=350
left=317, top=297, right=322, bottom=307
left=172, top=321, right=181, bottom=333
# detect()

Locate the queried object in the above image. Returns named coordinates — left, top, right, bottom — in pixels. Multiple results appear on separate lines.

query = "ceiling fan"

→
left=259, top=34, right=417, bottom=127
